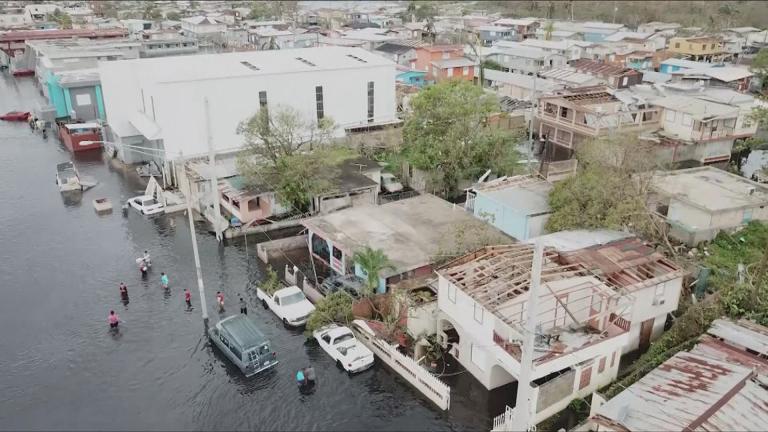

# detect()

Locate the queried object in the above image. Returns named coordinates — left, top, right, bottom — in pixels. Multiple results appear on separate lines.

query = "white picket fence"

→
left=351, top=319, right=451, bottom=411
left=492, top=405, right=515, bottom=431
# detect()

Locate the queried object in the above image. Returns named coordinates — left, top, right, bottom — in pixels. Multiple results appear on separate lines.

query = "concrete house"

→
left=568, top=59, right=643, bottom=89
left=492, top=18, right=539, bottom=40
left=465, top=175, right=553, bottom=241
left=180, top=16, right=226, bottom=41
left=413, top=45, right=464, bottom=80
left=487, top=42, right=567, bottom=75
left=649, top=167, right=768, bottom=245
left=668, top=36, right=728, bottom=62
left=590, top=319, right=768, bottom=432
left=373, top=42, right=419, bottom=67
left=302, top=194, right=511, bottom=292
left=476, top=25, right=516, bottom=46
left=548, top=234, right=685, bottom=354
left=436, top=244, right=630, bottom=425
left=483, top=69, right=563, bottom=101
left=518, top=39, right=593, bottom=61
left=536, top=86, right=661, bottom=150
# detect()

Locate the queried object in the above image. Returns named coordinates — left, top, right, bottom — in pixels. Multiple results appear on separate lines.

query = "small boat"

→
left=0, top=111, right=31, bottom=122
left=92, top=198, right=113, bottom=213
left=58, top=122, right=102, bottom=153
left=56, top=162, right=82, bottom=193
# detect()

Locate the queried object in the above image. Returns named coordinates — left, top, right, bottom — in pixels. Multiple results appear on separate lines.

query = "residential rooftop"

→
left=540, top=67, right=601, bottom=85
left=570, top=59, right=640, bottom=77
left=652, top=95, right=738, bottom=120
left=593, top=351, right=768, bottom=431
left=484, top=69, right=562, bottom=93
left=651, top=167, right=768, bottom=212
left=431, top=57, right=477, bottom=68
left=301, top=194, right=511, bottom=277
left=473, top=175, right=553, bottom=216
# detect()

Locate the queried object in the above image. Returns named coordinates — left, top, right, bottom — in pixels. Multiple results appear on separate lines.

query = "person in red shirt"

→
left=108, top=311, right=120, bottom=329
left=184, top=289, right=192, bottom=309
left=216, top=291, right=225, bottom=313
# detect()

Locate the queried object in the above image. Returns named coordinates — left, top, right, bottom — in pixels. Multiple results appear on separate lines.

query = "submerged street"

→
left=0, top=75, right=504, bottom=431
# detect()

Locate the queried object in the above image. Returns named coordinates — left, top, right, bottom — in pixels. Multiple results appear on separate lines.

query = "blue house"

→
left=466, top=175, right=553, bottom=241
left=659, top=58, right=710, bottom=74
left=396, top=69, right=427, bottom=88
left=45, top=69, right=106, bottom=122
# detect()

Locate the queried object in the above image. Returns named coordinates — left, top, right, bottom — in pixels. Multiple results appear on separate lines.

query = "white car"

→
left=380, top=173, right=404, bottom=193
left=313, top=324, right=375, bottom=374
left=127, top=195, right=165, bottom=216
left=257, top=285, right=316, bottom=327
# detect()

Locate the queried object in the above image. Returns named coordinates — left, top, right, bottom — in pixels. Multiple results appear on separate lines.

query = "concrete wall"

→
left=619, top=277, right=682, bottom=353
left=474, top=193, right=529, bottom=240
left=407, top=300, right=438, bottom=338
left=668, top=200, right=712, bottom=230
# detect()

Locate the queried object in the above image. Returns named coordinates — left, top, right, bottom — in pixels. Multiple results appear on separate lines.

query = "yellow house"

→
left=668, top=36, right=728, bottom=62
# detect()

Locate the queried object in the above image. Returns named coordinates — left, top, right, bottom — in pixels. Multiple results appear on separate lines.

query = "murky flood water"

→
left=0, top=75, right=502, bottom=430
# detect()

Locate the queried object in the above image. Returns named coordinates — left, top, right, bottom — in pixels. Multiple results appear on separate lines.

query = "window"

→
left=473, top=303, right=484, bottom=323
left=259, top=91, right=267, bottom=108
left=447, top=68, right=453, bottom=77
left=598, top=357, right=606, bottom=373
left=367, top=81, right=374, bottom=123
left=560, top=107, right=569, bottom=118
left=674, top=42, right=680, bottom=48
left=711, top=43, right=716, bottom=49
left=315, top=85, right=324, bottom=121
left=447, top=283, right=456, bottom=303
left=322, top=334, right=331, bottom=344
left=682, top=113, right=693, bottom=126
left=610, top=351, right=616, bottom=368
left=462, top=66, right=469, bottom=76
left=247, top=198, right=260, bottom=212
left=665, top=110, right=677, bottom=122
left=332, top=246, right=343, bottom=260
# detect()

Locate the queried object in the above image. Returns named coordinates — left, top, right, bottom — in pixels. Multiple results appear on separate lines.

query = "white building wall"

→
left=100, top=55, right=396, bottom=159
left=619, top=277, right=682, bottom=353
left=660, top=109, right=694, bottom=140
left=668, top=200, right=712, bottom=229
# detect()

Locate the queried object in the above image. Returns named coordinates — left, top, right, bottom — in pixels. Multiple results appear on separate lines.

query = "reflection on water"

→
left=0, top=74, right=494, bottom=431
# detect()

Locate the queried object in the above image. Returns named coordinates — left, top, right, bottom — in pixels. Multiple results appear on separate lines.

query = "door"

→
left=69, top=86, right=99, bottom=121
left=639, top=318, right=654, bottom=351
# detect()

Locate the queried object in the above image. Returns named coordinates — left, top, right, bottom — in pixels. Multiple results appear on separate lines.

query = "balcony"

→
left=537, top=107, right=661, bottom=136
left=690, top=127, right=736, bottom=142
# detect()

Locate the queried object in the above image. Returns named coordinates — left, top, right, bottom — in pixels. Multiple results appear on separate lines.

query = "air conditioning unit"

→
left=652, top=297, right=666, bottom=306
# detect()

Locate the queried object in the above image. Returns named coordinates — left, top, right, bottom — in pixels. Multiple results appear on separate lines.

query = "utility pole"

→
left=204, top=97, right=223, bottom=242
left=528, top=67, right=538, bottom=176
left=181, top=150, right=210, bottom=329
left=512, top=239, right=544, bottom=432
left=612, top=1, right=618, bottom=24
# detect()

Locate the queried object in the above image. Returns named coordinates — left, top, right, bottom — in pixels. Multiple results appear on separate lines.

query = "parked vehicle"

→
left=257, top=285, right=315, bottom=327
left=319, top=274, right=364, bottom=298
left=380, top=173, right=404, bottom=193
left=127, top=195, right=165, bottom=216
left=56, top=162, right=82, bottom=192
left=313, top=324, right=375, bottom=374
left=0, top=111, right=30, bottom=122
left=208, top=315, right=278, bottom=377
left=58, top=122, right=102, bottom=153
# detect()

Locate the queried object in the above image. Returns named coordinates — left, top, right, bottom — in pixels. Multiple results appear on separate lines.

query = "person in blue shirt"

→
left=296, top=369, right=306, bottom=387
left=160, top=272, right=169, bottom=289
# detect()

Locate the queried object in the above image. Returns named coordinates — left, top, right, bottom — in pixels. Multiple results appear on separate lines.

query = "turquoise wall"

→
left=95, top=85, right=105, bottom=120
left=354, top=263, right=386, bottom=294
left=46, top=73, right=68, bottom=117
left=474, top=193, right=530, bottom=240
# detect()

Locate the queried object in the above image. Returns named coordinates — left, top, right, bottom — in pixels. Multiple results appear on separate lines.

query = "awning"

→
left=129, top=112, right=163, bottom=141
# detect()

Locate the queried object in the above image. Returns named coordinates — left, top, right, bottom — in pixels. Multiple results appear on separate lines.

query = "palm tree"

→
left=353, top=246, right=394, bottom=295
left=543, top=21, right=555, bottom=41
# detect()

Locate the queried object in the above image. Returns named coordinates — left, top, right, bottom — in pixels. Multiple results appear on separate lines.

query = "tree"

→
left=542, top=21, right=555, bottom=40
left=750, top=48, right=768, bottom=90
left=402, top=80, right=523, bottom=196
left=353, top=247, right=395, bottom=295
left=482, top=59, right=504, bottom=71
left=305, top=291, right=354, bottom=334
left=546, top=133, right=674, bottom=252
left=236, top=105, right=354, bottom=213
left=51, top=8, right=73, bottom=29
left=142, top=1, right=162, bottom=20
left=165, top=11, right=181, bottom=21
left=247, top=1, right=271, bottom=20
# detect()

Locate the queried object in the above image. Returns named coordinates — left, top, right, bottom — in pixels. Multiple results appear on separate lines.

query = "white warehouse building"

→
left=98, top=46, right=398, bottom=172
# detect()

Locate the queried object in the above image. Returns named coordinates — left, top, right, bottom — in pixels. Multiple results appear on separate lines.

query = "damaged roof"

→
left=593, top=351, right=768, bottom=432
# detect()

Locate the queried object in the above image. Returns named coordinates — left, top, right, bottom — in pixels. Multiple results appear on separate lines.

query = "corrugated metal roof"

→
left=540, top=67, right=600, bottom=85
left=651, top=95, right=738, bottom=120
left=708, top=319, right=768, bottom=355
left=594, top=352, right=761, bottom=431
left=570, top=59, right=639, bottom=77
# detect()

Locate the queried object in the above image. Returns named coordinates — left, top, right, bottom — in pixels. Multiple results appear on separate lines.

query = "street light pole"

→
left=180, top=151, right=209, bottom=328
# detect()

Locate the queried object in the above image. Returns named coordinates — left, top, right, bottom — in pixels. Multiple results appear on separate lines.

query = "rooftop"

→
left=651, top=167, right=768, bottom=212
left=302, top=194, right=511, bottom=276
left=493, top=43, right=554, bottom=60
left=430, top=57, right=478, bottom=68
left=493, top=18, right=538, bottom=27
left=419, top=44, right=464, bottom=53
left=661, top=57, right=709, bottom=68
left=473, top=175, right=553, bottom=216
left=593, top=351, right=768, bottom=432
left=181, top=15, right=225, bottom=25
left=374, top=42, right=415, bottom=55
left=602, top=31, right=653, bottom=42
left=570, top=59, right=639, bottom=77
left=527, top=230, right=632, bottom=252
left=557, top=237, right=684, bottom=291
left=484, top=69, right=562, bottom=92
left=651, top=95, right=738, bottom=120
left=99, top=47, right=394, bottom=84
left=0, top=28, right=128, bottom=42
left=539, top=67, right=601, bottom=85
left=219, top=315, right=268, bottom=349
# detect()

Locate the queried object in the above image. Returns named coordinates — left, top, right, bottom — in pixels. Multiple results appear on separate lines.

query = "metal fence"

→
left=378, top=190, right=419, bottom=205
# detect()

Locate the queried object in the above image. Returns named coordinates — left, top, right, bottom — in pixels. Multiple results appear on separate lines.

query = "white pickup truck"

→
left=257, top=285, right=316, bottom=328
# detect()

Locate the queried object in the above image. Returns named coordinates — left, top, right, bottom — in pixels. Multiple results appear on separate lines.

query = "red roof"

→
left=570, top=58, right=641, bottom=77
left=0, top=28, right=127, bottom=43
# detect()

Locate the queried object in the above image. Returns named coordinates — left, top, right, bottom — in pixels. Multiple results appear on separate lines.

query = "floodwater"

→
left=0, top=75, right=507, bottom=430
